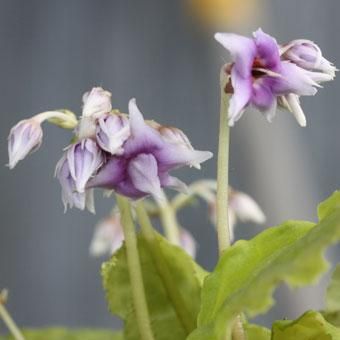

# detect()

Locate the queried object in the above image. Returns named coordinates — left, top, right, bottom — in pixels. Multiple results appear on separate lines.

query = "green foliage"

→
left=0, top=328, right=122, bottom=340
left=326, top=264, right=340, bottom=312
left=272, top=311, right=340, bottom=339
left=244, top=324, right=271, bottom=340
left=102, top=232, right=207, bottom=340
left=188, top=191, right=340, bottom=340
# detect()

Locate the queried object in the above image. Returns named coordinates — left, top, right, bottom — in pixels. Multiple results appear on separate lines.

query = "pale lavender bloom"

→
left=82, top=87, right=112, bottom=119
left=96, top=113, right=130, bottom=155
left=214, top=28, right=336, bottom=126
left=208, top=187, right=265, bottom=241
left=87, top=99, right=213, bottom=200
left=55, top=154, right=95, bottom=213
left=179, top=228, right=197, bottom=258
left=66, top=138, right=104, bottom=193
left=89, top=212, right=124, bottom=257
left=8, top=118, right=43, bottom=169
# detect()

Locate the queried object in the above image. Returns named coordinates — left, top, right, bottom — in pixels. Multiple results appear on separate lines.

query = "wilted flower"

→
left=55, top=154, right=95, bottom=213
left=179, top=227, right=197, bottom=258
left=8, top=118, right=43, bottom=169
left=65, top=139, right=104, bottom=193
left=87, top=99, right=213, bottom=200
left=89, top=211, right=124, bottom=257
left=96, top=113, right=130, bottom=155
left=82, top=87, right=112, bottom=119
left=215, top=28, right=336, bottom=126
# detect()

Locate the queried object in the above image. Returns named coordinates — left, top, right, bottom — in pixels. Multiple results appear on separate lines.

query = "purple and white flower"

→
left=214, top=28, right=336, bottom=126
left=8, top=118, right=43, bottom=169
left=96, top=113, right=130, bottom=155
left=87, top=99, right=213, bottom=200
left=82, top=87, right=112, bottom=119
left=55, top=154, right=95, bottom=213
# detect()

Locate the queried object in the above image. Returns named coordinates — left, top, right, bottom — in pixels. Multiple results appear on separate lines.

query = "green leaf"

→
left=1, top=328, right=122, bottom=340
left=318, top=191, right=340, bottom=221
left=272, top=311, right=340, bottom=339
left=189, top=192, right=340, bottom=340
left=326, top=264, right=340, bottom=312
left=102, top=232, right=207, bottom=340
left=244, top=324, right=271, bottom=340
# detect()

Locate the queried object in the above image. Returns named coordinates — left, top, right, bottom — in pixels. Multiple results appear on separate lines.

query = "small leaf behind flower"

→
left=189, top=191, right=340, bottom=340
left=272, top=311, right=340, bottom=339
left=0, top=328, right=122, bottom=340
left=102, top=232, right=207, bottom=340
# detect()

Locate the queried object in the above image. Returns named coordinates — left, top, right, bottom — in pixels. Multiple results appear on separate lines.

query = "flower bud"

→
left=82, top=87, right=112, bottom=119
left=179, top=228, right=197, bottom=258
left=66, top=138, right=104, bottom=193
left=282, top=39, right=337, bottom=77
left=89, top=212, right=124, bottom=257
left=8, top=118, right=43, bottom=169
left=47, top=109, right=78, bottom=129
left=55, top=154, right=95, bottom=213
left=96, top=113, right=130, bottom=155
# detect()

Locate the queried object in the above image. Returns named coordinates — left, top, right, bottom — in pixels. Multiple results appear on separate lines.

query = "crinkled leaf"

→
left=1, top=328, right=122, bottom=340
left=244, top=324, right=271, bottom=340
left=272, top=311, right=340, bottom=339
left=326, top=264, right=340, bottom=312
left=189, top=191, right=340, bottom=340
left=102, top=232, right=207, bottom=340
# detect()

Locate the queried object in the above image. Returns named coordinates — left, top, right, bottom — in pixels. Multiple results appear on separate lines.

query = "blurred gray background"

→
left=0, top=0, right=339, bottom=333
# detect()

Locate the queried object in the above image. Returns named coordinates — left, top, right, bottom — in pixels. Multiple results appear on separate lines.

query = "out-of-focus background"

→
left=0, top=0, right=339, bottom=333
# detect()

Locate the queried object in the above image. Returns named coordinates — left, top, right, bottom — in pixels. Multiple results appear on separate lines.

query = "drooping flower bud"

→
left=179, top=228, right=197, bottom=258
left=55, top=154, right=95, bottom=213
left=66, top=138, right=104, bottom=193
left=8, top=118, right=43, bottom=169
left=82, top=87, right=112, bottom=119
left=281, top=40, right=337, bottom=78
left=96, top=113, right=130, bottom=155
left=89, top=211, right=124, bottom=257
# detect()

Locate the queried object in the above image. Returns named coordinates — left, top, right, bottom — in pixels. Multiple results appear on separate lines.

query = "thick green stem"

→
left=116, top=195, right=154, bottom=340
left=156, top=192, right=181, bottom=246
left=135, top=202, right=196, bottom=334
left=216, top=70, right=231, bottom=256
left=0, top=299, right=25, bottom=340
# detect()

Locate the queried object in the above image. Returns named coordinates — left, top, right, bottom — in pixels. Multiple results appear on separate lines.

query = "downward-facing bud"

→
left=8, top=118, right=43, bottom=169
left=281, top=39, right=337, bottom=77
left=96, top=113, right=130, bottom=155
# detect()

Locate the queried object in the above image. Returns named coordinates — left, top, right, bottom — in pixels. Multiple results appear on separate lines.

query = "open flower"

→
left=8, top=118, right=43, bottom=169
left=87, top=99, right=213, bottom=200
left=215, top=28, right=336, bottom=126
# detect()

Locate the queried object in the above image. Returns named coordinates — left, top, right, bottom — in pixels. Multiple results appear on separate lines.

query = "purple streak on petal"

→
left=123, top=99, right=164, bottom=157
left=229, top=67, right=252, bottom=125
left=87, top=157, right=126, bottom=189
left=251, top=78, right=276, bottom=111
left=128, top=153, right=162, bottom=199
left=214, top=33, right=256, bottom=78
left=253, top=28, right=281, bottom=70
left=115, top=179, right=147, bottom=199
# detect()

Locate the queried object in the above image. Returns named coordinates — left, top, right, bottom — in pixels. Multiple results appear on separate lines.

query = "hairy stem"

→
left=116, top=195, right=154, bottom=340
left=155, top=191, right=181, bottom=245
left=135, top=202, right=196, bottom=334
left=0, top=297, right=25, bottom=340
left=216, top=69, right=231, bottom=256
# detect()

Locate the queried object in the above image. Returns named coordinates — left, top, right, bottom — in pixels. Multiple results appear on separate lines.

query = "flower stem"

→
left=135, top=202, right=196, bottom=334
left=116, top=195, right=154, bottom=340
left=155, top=191, right=181, bottom=246
left=216, top=68, right=231, bottom=256
left=0, top=293, right=25, bottom=340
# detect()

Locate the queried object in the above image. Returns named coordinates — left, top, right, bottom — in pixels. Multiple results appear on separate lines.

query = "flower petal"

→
left=128, top=153, right=162, bottom=199
left=285, top=93, right=307, bottom=127
left=214, top=32, right=256, bottom=77
left=159, top=173, right=188, bottom=193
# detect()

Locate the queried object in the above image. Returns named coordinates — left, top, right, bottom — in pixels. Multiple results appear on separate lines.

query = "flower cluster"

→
left=58, top=88, right=212, bottom=212
left=215, top=29, right=336, bottom=126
